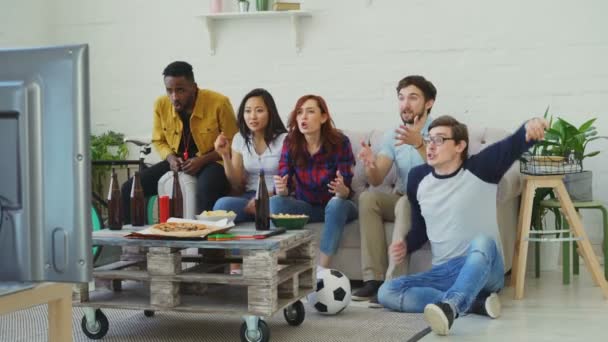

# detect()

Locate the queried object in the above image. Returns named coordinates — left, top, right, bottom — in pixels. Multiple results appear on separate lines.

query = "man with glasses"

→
left=377, top=115, right=547, bottom=335
left=354, top=76, right=435, bottom=307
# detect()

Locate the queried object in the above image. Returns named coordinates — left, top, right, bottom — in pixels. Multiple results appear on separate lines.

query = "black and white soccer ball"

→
left=308, top=268, right=351, bottom=315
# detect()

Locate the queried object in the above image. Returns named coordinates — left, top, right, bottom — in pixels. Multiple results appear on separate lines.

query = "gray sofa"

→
left=304, top=126, right=523, bottom=280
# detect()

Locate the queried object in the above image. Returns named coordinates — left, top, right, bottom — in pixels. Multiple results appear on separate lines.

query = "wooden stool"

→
left=537, top=199, right=608, bottom=284
left=510, top=175, right=608, bottom=300
left=0, top=282, right=73, bottom=342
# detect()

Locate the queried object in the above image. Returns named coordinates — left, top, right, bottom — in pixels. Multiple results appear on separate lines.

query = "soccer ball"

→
left=308, top=268, right=351, bottom=315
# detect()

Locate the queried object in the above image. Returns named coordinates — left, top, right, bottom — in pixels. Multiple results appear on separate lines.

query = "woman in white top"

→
left=213, top=88, right=287, bottom=223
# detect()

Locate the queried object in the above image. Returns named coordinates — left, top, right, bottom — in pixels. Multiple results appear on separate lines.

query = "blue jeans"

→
left=269, top=195, right=357, bottom=255
left=377, top=235, right=504, bottom=315
left=213, top=191, right=256, bottom=223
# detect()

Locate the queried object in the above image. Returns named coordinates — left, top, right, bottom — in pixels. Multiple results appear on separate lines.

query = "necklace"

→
left=182, top=131, right=191, bottom=160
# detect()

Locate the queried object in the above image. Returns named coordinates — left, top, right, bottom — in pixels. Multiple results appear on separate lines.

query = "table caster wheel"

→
left=284, top=300, right=305, bottom=326
left=81, top=309, right=109, bottom=339
left=240, top=319, right=269, bottom=342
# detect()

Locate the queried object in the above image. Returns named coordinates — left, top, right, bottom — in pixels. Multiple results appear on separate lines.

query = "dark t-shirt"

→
left=178, top=111, right=198, bottom=158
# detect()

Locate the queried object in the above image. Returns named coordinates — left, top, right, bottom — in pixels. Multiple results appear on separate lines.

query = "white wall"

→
left=0, top=0, right=50, bottom=46
left=2, top=0, right=607, bottom=256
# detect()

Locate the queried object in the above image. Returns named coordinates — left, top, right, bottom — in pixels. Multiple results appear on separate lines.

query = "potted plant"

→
left=526, top=110, right=607, bottom=273
left=534, top=111, right=607, bottom=201
left=91, top=131, right=128, bottom=205
left=237, top=0, right=250, bottom=12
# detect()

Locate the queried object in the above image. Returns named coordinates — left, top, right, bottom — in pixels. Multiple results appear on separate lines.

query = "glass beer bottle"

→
left=130, top=171, right=145, bottom=226
left=107, top=169, right=123, bottom=230
left=255, top=170, right=270, bottom=231
left=171, top=171, right=183, bottom=218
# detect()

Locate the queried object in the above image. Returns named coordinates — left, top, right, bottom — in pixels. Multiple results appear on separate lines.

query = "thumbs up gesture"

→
left=328, top=170, right=350, bottom=198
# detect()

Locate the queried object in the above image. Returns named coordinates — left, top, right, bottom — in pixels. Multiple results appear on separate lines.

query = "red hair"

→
left=286, top=95, right=342, bottom=167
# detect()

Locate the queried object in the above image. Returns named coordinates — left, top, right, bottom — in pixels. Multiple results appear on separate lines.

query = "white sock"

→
left=316, top=265, right=327, bottom=275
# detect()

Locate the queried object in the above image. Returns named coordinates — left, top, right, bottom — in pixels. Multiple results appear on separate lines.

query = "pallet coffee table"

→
left=74, top=227, right=316, bottom=341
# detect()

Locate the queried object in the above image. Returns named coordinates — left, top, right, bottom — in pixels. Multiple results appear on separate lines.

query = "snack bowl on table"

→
left=270, top=213, right=309, bottom=230
left=195, top=210, right=237, bottom=224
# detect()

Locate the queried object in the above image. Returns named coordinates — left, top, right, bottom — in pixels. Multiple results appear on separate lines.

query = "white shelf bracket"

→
left=290, top=13, right=302, bottom=54
left=199, top=11, right=311, bottom=55
left=203, top=17, right=216, bottom=55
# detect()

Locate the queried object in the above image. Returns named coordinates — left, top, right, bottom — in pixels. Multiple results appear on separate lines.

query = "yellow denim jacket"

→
left=151, top=89, right=238, bottom=162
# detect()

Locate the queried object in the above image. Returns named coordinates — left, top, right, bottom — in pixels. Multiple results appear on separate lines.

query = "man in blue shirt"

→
left=353, top=76, right=436, bottom=306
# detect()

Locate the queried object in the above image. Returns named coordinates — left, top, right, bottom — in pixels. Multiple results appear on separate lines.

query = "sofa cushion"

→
left=467, top=126, right=523, bottom=203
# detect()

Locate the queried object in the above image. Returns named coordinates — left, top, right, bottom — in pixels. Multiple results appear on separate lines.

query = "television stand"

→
left=0, top=282, right=73, bottom=342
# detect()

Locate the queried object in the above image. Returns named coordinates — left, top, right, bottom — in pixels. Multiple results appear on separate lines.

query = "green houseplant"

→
left=533, top=113, right=605, bottom=167
left=91, top=131, right=128, bottom=200
left=529, top=109, right=607, bottom=235
left=528, top=110, right=607, bottom=275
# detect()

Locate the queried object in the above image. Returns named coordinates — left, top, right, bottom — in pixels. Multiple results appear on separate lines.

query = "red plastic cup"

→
left=159, top=195, right=170, bottom=223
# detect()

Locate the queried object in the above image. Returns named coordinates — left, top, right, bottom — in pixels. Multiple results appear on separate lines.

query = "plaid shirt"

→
left=278, top=133, right=355, bottom=206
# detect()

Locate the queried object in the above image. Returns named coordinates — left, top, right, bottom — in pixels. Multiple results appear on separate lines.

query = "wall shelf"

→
left=198, top=10, right=312, bottom=55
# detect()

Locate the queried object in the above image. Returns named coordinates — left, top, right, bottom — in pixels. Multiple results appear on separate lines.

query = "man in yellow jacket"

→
left=121, top=61, right=238, bottom=222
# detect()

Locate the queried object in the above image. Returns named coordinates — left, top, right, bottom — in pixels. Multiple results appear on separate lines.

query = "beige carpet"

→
left=0, top=302, right=428, bottom=342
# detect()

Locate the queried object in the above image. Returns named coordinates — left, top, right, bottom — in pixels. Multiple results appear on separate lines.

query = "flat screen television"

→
left=0, top=44, right=92, bottom=283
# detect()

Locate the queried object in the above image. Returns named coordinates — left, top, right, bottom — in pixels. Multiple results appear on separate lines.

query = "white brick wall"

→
left=1, top=0, right=607, bottom=258
left=0, top=0, right=49, bottom=46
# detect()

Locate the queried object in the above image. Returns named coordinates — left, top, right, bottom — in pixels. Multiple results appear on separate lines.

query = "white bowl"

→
left=195, top=213, right=237, bottom=224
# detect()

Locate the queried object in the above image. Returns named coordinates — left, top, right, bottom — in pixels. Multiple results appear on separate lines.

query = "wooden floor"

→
left=421, top=269, right=608, bottom=341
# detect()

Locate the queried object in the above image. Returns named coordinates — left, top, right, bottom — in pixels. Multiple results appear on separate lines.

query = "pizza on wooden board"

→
left=149, top=222, right=215, bottom=237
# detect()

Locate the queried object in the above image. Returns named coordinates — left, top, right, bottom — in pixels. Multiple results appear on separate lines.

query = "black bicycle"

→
left=90, top=139, right=158, bottom=261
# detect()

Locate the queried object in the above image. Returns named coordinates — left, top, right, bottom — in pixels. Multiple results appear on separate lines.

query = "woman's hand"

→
left=328, top=170, right=350, bottom=198
left=214, top=132, right=230, bottom=157
left=273, top=175, right=289, bottom=196
left=244, top=198, right=256, bottom=215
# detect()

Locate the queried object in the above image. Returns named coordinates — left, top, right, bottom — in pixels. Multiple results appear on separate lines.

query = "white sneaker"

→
left=470, top=292, right=501, bottom=319
left=484, top=293, right=501, bottom=319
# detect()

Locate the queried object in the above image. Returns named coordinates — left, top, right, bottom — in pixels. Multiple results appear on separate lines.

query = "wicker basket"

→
left=520, top=152, right=582, bottom=175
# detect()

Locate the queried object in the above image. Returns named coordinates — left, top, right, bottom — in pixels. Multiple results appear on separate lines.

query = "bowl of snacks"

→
left=270, top=213, right=309, bottom=230
left=195, top=210, right=237, bottom=224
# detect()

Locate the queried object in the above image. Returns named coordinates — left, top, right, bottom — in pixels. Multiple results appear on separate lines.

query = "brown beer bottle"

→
left=255, top=170, right=270, bottom=231
left=171, top=171, right=183, bottom=218
left=107, top=169, right=123, bottom=230
left=130, top=171, right=145, bottom=226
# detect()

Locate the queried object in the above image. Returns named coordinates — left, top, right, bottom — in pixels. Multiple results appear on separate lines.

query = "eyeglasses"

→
left=423, top=135, right=455, bottom=146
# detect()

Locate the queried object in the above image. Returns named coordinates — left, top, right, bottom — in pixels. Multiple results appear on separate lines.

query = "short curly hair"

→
left=162, top=61, right=195, bottom=82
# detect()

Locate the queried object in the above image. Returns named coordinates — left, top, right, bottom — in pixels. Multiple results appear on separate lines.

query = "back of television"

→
left=0, top=44, right=92, bottom=285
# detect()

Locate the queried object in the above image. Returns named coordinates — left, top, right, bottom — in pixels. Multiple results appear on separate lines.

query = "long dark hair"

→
left=286, top=95, right=342, bottom=167
left=236, top=88, right=287, bottom=153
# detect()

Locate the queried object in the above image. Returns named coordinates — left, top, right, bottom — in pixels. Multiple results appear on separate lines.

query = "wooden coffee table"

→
left=74, top=227, right=316, bottom=341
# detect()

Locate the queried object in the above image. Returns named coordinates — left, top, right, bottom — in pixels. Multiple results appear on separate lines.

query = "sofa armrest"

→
left=497, top=162, right=523, bottom=203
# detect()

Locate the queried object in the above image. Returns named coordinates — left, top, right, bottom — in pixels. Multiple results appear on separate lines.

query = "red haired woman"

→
left=271, top=95, right=357, bottom=270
